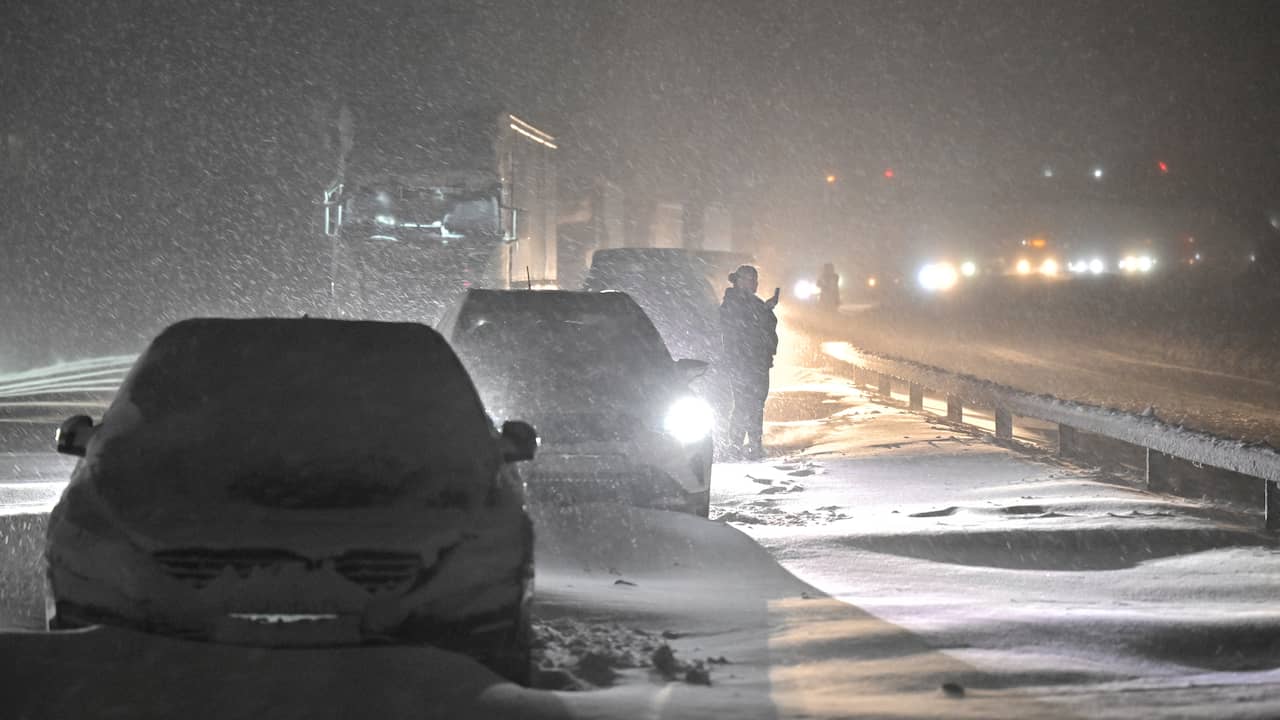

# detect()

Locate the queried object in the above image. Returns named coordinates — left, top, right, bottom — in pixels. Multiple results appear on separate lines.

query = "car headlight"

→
left=793, top=280, right=820, bottom=300
left=917, top=262, right=958, bottom=291
left=663, top=396, right=714, bottom=445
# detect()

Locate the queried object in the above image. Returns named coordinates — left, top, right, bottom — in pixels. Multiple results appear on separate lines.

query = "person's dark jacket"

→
left=719, top=288, right=778, bottom=370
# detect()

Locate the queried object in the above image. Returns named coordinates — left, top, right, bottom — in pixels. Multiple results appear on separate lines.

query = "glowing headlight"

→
left=960, top=261, right=977, bottom=277
left=663, top=396, right=714, bottom=444
left=1015, top=258, right=1033, bottom=275
left=917, top=262, right=958, bottom=291
left=1040, top=258, right=1059, bottom=276
left=793, top=280, right=820, bottom=301
left=374, top=214, right=397, bottom=227
left=1119, top=255, right=1155, bottom=273
left=1089, top=258, right=1105, bottom=274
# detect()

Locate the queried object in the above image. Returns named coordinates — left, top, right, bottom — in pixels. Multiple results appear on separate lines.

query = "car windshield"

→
left=451, top=293, right=673, bottom=414
left=96, top=319, right=496, bottom=509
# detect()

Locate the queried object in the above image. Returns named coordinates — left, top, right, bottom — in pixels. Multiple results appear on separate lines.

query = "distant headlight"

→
left=793, top=280, right=820, bottom=301
left=1119, top=255, right=1155, bottom=273
left=1015, top=258, right=1033, bottom=275
left=663, top=396, right=714, bottom=445
left=917, top=262, right=958, bottom=291
left=1089, top=258, right=1105, bottom=274
left=1040, top=258, right=1059, bottom=276
left=960, top=261, right=977, bottom=277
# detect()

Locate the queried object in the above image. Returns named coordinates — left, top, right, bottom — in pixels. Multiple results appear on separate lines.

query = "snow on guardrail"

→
left=0, top=356, right=133, bottom=416
left=814, top=335, right=1280, bottom=531
left=821, top=341, right=1280, bottom=484
left=0, top=356, right=134, bottom=397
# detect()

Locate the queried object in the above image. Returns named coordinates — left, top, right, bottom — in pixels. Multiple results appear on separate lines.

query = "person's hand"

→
left=766, top=287, right=780, bottom=308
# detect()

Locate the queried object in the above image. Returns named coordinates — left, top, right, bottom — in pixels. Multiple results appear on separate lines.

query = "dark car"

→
left=45, top=318, right=538, bottom=684
left=440, top=290, right=714, bottom=516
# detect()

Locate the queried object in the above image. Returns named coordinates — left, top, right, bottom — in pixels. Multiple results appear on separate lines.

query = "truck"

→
left=323, top=109, right=558, bottom=323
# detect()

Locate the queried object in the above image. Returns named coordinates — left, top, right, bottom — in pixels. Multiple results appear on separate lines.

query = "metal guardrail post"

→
left=1146, top=448, right=1170, bottom=493
left=909, top=383, right=924, bottom=411
left=1268, top=481, right=1279, bottom=531
left=878, top=373, right=892, bottom=397
left=946, top=395, right=963, bottom=423
left=995, top=406, right=1013, bottom=441
left=1059, top=424, right=1077, bottom=458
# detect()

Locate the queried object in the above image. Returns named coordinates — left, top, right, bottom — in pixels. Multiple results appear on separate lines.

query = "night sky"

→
left=1, top=1, right=1277, bottom=367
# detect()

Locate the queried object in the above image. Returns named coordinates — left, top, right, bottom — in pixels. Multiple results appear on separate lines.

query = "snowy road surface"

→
left=0, top=322, right=1277, bottom=718
left=724, top=363, right=1280, bottom=718
left=808, top=304, right=1280, bottom=446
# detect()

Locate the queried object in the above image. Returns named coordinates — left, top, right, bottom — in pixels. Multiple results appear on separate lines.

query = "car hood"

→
left=55, top=474, right=522, bottom=559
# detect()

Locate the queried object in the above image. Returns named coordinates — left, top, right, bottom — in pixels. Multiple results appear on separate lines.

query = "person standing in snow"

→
left=719, top=265, right=778, bottom=460
left=817, top=263, right=840, bottom=312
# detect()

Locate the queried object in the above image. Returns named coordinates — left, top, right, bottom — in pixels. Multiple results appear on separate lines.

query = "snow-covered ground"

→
left=720, top=364, right=1280, bottom=718
left=0, top=323, right=1277, bottom=718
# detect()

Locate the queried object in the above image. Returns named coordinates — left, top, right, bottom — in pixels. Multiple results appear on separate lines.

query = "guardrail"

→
left=815, top=339, right=1280, bottom=532
left=0, top=356, right=133, bottom=399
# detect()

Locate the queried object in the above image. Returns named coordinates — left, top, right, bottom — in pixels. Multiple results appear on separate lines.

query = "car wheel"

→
left=485, top=627, right=533, bottom=686
left=399, top=598, right=532, bottom=685
left=689, top=488, right=711, bottom=518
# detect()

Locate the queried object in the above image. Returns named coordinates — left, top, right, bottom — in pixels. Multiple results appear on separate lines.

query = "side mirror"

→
left=56, top=415, right=96, bottom=457
left=499, top=420, right=538, bottom=463
left=674, top=358, right=709, bottom=381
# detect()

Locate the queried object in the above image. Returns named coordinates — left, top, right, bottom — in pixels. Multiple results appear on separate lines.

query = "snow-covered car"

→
left=439, top=289, right=715, bottom=517
left=44, top=317, right=538, bottom=683
left=581, top=247, right=721, bottom=364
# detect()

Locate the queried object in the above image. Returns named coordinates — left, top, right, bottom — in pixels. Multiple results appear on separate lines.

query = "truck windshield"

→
left=348, top=186, right=497, bottom=237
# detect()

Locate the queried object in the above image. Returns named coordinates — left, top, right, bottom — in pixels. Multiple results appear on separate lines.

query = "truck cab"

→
left=323, top=111, right=558, bottom=323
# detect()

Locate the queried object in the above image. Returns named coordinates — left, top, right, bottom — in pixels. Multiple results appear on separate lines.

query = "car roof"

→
left=458, top=288, right=648, bottom=315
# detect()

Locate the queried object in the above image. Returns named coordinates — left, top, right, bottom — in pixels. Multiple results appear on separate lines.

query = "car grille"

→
left=331, top=550, right=423, bottom=594
left=152, top=548, right=424, bottom=594
left=152, top=548, right=306, bottom=589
